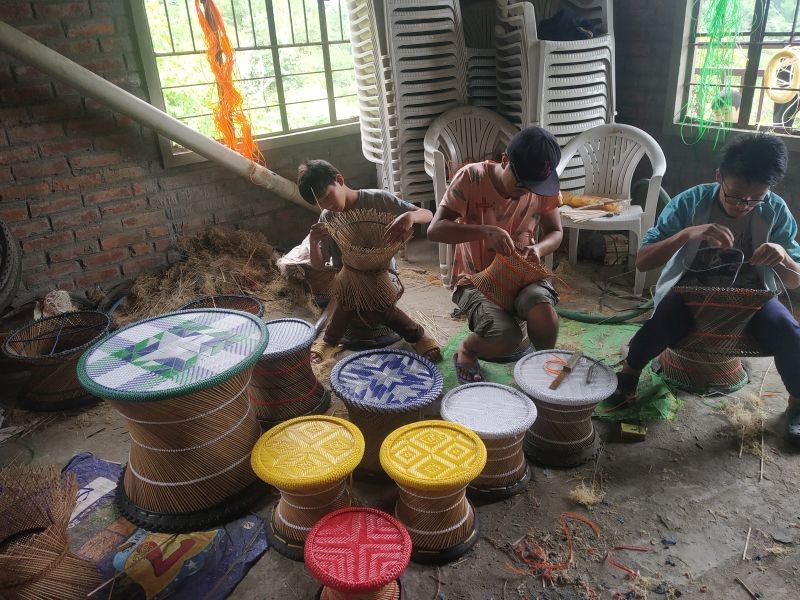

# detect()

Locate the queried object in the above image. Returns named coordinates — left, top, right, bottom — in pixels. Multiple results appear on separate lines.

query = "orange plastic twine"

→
left=195, top=0, right=265, bottom=164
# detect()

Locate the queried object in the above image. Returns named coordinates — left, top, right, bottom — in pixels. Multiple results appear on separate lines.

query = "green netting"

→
left=440, top=319, right=683, bottom=423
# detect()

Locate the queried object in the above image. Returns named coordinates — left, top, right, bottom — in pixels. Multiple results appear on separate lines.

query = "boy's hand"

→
left=750, top=242, right=787, bottom=267
left=384, top=212, right=414, bottom=244
left=685, top=224, right=735, bottom=248
left=523, top=244, right=542, bottom=263
left=310, top=222, right=330, bottom=243
left=483, top=225, right=514, bottom=256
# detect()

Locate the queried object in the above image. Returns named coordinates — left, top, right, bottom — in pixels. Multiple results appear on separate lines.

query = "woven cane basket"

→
left=179, top=294, right=264, bottom=317
left=471, top=251, right=555, bottom=311
left=331, top=349, right=443, bottom=477
left=441, top=383, right=537, bottom=498
left=325, top=209, right=407, bottom=313
left=251, top=415, right=365, bottom=561
left=2, top=311, right=110, bottom=411
left=380, top=420, right=486, bottom=565
left=78, top=309, right=269, bottom=532
left=305, top=507, right=411, bottom=600
left=249, top=318, right=330, bottom=426
left=671, top=286, right=774, bottom=356
left=657, top=348, right=748, bottom=394
left=514, top=350, right=616, bottom=468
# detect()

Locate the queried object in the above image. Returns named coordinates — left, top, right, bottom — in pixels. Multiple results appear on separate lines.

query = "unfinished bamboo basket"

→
left=440, top=383, right=537, bottom=499
left=324, top=208, right=407, bottom=313
left=471, top=250, right=555, bottom=311
left=671, top=286, right=774, bottom=356
left=331, top=349, right=443, bottom=478
left=305, top=507, right=411, bottom=600
left=180, top=294, right=265, bottom=317
left=249, top=318, right=330, bottom=426
left=77, top=309, right=269, bottom=532
left=380, top=421, right=486, bottom=565
left=514, top=350, right=616, bottom=468
left=0, top=466, right=101, bottom=600
left=251, top=415, right=365, bottom=561
left=2, top=311, right=110, bottom=411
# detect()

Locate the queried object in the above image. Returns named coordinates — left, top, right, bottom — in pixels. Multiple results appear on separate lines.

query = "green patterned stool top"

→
left=78, top=309, right=268, bottom=402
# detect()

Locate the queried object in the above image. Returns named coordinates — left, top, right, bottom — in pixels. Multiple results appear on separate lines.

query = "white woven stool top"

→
left=262, top=318, right=315, bottom=358
left=514, top=349, right=615, bottom=407
left=440, top=383, right=537, bottom=438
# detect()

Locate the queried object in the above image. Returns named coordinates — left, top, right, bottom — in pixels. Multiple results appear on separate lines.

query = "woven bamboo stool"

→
left=514, top=350, right=616, bottom=468
left=2, top=311, right=110, bottom=411
left=179, top=294, right=265, bottom=317
left=250, top=318, right=331, bottom=427
left=440, top=383, right=537, bottom=499
left=380, top=420, right=486, bottom=565
left=251, top=415, right=365, bottom=561
left=331, top=349, right=443, bottom=479
left=305, top=507, right=411, bottom=600
left=471, top=250, right=555, bottom=311
left=657, top=348, right=748, bottom=394
left=78, top=309, right=269, bottom=532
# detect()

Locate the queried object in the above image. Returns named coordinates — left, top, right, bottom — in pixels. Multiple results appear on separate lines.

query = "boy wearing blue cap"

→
left=427, top=126, right=563, bottom=384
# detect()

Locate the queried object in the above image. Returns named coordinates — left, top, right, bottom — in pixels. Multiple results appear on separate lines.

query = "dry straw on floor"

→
left=113, top=228, right=316, bottom=326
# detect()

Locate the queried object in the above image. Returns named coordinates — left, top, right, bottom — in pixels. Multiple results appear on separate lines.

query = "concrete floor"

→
left=2, top=238, right=799, bottom=599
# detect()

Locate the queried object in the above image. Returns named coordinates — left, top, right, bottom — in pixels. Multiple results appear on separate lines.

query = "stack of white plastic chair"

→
left=345, top=0, right=400, bottom=195
left=464, top=0, right=497, bottom=111
left=493, top=0, right=616, bottom=192
left=494, top=0, right=537, bottom=130
left=384, top=0, right=468, bottom=209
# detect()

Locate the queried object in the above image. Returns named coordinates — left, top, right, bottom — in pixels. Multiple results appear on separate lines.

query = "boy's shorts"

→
left=452, top=280, right=559, bottom=342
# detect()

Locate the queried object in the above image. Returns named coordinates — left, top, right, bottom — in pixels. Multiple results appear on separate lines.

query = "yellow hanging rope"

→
left=195, top=0, right=265, bottom=165
left=764, top=47, right=800, bottom=104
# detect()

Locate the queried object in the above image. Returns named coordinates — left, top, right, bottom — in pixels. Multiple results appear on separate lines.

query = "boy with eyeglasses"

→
left=427, top=126, right=563, bottom=384
left=614, top=133, right=800, bottom=447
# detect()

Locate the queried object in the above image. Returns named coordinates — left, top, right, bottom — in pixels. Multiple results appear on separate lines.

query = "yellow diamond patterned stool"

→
left=379, top=420, right=486, bottom=565
left=251, top=415, right=364, bottom=561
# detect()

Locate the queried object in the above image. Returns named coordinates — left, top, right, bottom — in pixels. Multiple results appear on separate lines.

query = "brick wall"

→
left=0, top=0, right=375, bottom=302
left=614, top=0, right=800, bottom=214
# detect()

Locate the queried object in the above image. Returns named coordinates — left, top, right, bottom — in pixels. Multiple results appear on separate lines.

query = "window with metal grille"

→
left=132, top=0, right=359, bottom=165
left=673, top=0, right=800, bottom=138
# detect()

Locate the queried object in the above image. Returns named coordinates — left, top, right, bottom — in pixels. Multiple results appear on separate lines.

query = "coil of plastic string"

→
left=305, top=507, right=411, bottom=600
left=0, top=466, right=101, bottom=599
left=179, top=294, right=265, bottom=317
left=380, top=420, right=486, bottom=565
left=251, top=415, right=365, bottom=561
left=331, top=348, right=443, bottom=478
left=249, top=318, right=330, bottom=426
left=514, top=350, right=616, bottom=468
left=440, top=383, right=537, bottom=499
left=2, top=311, right=110, bottom=411
left=77, top=309, right=269, bottom=532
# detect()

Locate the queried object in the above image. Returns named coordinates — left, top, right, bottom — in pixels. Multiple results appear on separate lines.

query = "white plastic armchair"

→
left=424, top=106, right=518, bottom=288
left=546, top=123, right=667, bottom=297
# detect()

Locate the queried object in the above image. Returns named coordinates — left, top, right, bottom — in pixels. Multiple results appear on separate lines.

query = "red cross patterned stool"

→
left=304, top=507, right=412, bottom=600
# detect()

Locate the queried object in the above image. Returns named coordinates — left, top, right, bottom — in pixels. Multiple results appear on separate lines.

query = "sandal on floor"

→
left=414, top=334, right=442, bottom=363
left=311, top=340, right=342, bottom=364
left=785, top=404, right=800, bottom=448
left=453, top=352, right=482, bottom=385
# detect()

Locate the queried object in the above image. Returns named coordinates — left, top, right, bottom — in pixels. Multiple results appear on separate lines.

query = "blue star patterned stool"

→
left=78, top=309, right=269, bottom=532
left=331, top=349, right=443, bottom=478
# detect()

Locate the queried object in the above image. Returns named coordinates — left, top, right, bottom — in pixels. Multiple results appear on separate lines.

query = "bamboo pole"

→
left=0, top=19, right=317, bottom=214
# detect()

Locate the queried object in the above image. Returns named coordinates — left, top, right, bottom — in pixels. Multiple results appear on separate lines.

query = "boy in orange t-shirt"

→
left=427, top=127, right=563, bottom=383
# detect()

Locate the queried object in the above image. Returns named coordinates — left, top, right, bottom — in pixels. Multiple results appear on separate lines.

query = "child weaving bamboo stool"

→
left=250, top=415, right=365, bottom=561
left=379, top=420, right=486, bottom=565
left=612, top=134, right=800, bottom=447
left=297, top=160, right=441, bottom=364
left=304, top=507, right=412, bottom=600
left=77, top=309, right=270, bottom=532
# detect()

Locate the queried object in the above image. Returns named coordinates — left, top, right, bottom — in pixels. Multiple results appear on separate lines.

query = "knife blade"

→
left=549, top=351, right=583, bottom=390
